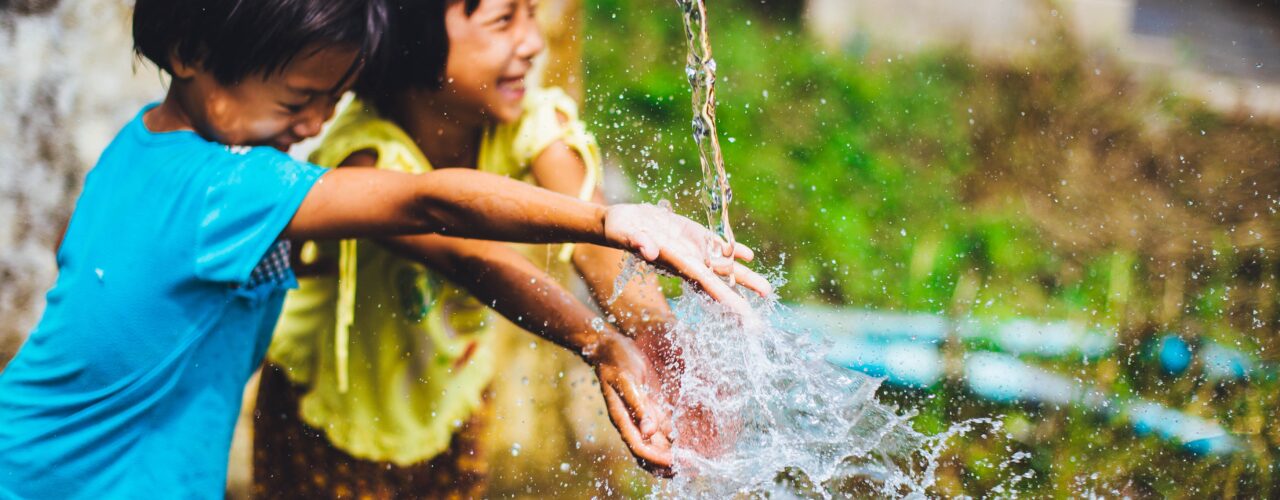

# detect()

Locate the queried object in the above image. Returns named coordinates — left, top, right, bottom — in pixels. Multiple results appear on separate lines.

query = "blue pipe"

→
left=781, top=306, right=1115, bottom=359
left=1155, top=334, right=1258, bottom=382
left=788, top=306, right=1238, bottom=457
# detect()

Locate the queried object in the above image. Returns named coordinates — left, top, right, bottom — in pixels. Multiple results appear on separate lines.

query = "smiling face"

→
left=435, top=0, right=546, bottom=125
left=171, top=45, right=360, bottom=151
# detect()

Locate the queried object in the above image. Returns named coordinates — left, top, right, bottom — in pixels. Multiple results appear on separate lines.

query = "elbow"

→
left=408, top=173, right=463, bottom=235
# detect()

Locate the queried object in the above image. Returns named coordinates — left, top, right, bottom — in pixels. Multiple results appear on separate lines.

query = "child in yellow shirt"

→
left=254, top=0, right=771, bottom=496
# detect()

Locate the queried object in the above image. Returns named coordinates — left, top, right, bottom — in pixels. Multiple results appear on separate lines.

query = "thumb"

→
left=632, top=231, right=660, bottom=262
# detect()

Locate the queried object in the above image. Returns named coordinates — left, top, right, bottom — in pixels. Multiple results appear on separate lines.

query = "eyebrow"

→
left=285, top=85, right=329, bottom=97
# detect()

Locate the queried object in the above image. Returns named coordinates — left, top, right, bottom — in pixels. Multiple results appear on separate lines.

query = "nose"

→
left=291, top=98, right=335, bottom=140
left=291, top=115, right=323, bottom=141
left=516, top=18, right=545, bottom=62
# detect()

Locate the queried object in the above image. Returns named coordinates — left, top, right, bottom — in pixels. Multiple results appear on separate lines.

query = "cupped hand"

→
left=636, top=328, right=737, bottom=463
left=602, top=203, right=771, bottom=316
left=587, top=332, right=676, bottom=477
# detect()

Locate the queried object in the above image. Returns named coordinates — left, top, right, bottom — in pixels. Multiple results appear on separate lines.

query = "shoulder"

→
left=498, top=86, right=592, bottom=167
left=310, top=99, right=425, bottom=172
left=195, top=145, right=325, bottom=194
left=519, top=86, right=580, bottom=126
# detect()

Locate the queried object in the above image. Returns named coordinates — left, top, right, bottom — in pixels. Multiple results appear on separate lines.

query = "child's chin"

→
left=490, top=105, right=523, bottom=124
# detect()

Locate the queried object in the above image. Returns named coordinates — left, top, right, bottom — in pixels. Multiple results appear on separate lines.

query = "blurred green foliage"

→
left=584, top=0, right=1070, bottom=318
left=583, top=0, right=1280, bottom=496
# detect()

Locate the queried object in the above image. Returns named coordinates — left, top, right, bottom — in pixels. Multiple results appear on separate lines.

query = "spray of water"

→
left=644, top=279, right=1025, bottom=498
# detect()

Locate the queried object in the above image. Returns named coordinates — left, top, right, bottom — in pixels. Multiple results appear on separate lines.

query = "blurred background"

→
left=5, top=0, right=1280, bottom=496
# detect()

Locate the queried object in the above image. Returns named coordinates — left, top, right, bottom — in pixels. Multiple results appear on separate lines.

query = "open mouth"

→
left=497, top=76, right=527, bottom=101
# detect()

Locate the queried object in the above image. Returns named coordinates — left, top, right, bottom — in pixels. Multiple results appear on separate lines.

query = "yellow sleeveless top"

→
left=268, top=87, right=601, bottom=465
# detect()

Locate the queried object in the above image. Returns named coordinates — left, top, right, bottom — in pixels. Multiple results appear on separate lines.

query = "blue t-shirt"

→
left=0, top=105, right=325, bottom=499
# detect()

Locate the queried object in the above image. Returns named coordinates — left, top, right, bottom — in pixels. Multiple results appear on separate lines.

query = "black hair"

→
left=133, top=0, right=390, bottom=88
left=354, top=0, right=480, bottom=112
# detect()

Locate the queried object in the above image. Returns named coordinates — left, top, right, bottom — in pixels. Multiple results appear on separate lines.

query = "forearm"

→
left=411, top=169, right=608, bottom=245
left=287, top=168, right=608, bottom=245
left=381, top=234, right=608, bottom=357
left=573, top=243, right=675, bottom=339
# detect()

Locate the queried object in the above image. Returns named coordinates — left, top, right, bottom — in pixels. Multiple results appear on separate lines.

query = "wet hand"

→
left=602, top=203, right=772, bottom=316
left=587, top=332, right=676, bottom=477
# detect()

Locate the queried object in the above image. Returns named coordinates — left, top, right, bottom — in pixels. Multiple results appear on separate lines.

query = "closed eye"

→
left=488, top=0, right=518, bottom=28
left=280, top=100, right=309, bottom=114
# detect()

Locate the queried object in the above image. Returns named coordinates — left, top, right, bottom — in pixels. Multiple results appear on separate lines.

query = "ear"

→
left=168, top=49, right=199, bottom=80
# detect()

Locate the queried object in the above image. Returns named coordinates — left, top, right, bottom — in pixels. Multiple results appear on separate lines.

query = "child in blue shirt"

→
left=0, top=0, right=765, bottom=497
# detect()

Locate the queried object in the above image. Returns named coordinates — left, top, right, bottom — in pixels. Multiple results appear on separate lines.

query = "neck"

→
left=143, top=84, right=197, bottom=133
left=390, top=91, right=484, bottom=168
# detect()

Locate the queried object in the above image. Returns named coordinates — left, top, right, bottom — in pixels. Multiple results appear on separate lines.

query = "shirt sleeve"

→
left=511, top=87, right=603, bottom=201
left=194, top=148, right=326, bottom=284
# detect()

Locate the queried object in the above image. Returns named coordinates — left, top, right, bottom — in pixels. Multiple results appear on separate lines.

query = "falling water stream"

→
left=676, top=0, right=735, bottom=253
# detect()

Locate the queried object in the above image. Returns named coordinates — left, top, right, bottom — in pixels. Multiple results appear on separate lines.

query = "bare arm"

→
left=286, top=159, right=769, bottom=315
left=311, top=151, right=674, bottom=472
left=285, top=167, right=608, bottom=245
left=385, top=234, right=599, bottom=355
left=379, top=233, right=675, bottom=475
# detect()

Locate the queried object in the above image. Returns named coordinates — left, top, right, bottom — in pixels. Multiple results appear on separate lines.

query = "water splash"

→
left=651, top=280, right=1027, bottom=498
left=676, top=0, right=735, bottom=252
left=607, top=253, right=653, bottom=307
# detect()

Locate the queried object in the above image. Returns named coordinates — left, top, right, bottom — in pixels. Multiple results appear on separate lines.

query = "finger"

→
left=604, top=384, right=674, bottom=469
left=717, top=225, right=736, bottom=258
left=646, top=432, right=676, bottom=478
left=708, top=254, right=735, bottom=277
left=632, top=231, right=660, bottom=262
left=733, top=262, right=773, bottom=297
left=701, top=277, right=754, bottom=316
left=731, top=242, right=755, bottom=262
left=659, top=244, right=755, bottom=315
left=708, top=232, right=735, bottom=259
left=648, top=391, right=674, bottom=441
left=603, top=386, right=660, bottom=456
left=614, top=375, right=662, bottom=438
left=698, top=272, right=754, bottom=316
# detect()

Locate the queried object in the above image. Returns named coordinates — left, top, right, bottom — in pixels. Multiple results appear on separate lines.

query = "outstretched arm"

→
left=286, top=168, right=607, bottom=244
left=286, top=165, right=768, bottom=315
left=379, top=233, right=675, bottom=476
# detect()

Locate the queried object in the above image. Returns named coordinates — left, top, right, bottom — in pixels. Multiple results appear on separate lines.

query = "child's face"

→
left=175, top=46, right=359, bottom=151
left=438, top=0, right=545, bottom=124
